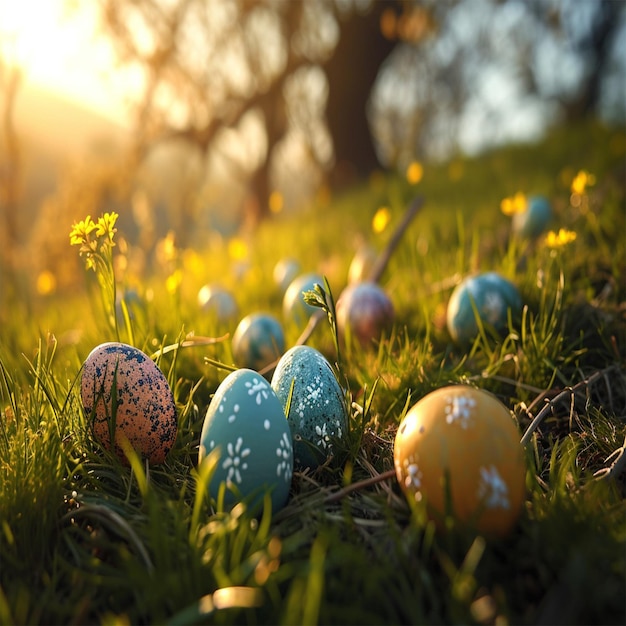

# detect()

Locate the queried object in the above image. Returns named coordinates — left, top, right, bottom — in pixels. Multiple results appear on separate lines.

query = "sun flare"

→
left=0, top=0, right=128, bottom=122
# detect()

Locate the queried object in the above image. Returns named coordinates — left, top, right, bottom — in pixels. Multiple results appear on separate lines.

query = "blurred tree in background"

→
left=97, top=0, right=409, bottom=232
left=95, top=0, right=624, bottom=233
left=0, top=0, right=624, bottom=293
left=371, top=0, right=625, bottom=163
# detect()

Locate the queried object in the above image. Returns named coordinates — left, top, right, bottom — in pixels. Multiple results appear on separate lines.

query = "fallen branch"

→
left=324, top=468, right=396, bottom=504
left=368, top=195, right=424, bottom=284
left=295, top=195, right=425, bottom=347
left=593, top=434, right=626, bottom=483
left=519, top=366, right=619, bottom=447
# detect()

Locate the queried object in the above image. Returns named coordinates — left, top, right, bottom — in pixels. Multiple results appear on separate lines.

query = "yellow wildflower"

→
left=545, top=228, right=577, bottom=248
left=571, top=170, right=596, bottom=196
left=228, top=237, right=248, bottom=261
left=182, top=248, right=202, bottom=276
left=165, top=269, right=183, bottom=294
left=36, top=270, right=57, bottom=296
left=69, top=215, right=97, bottom=246
left=406, top=161, right=424, bottom=185
left=95, top=211, right=119, bottom=244
left=372, top=206, right=391, bottom=234
left=70, top=212, right=119, bottom=272
left=158, top=231, right=178, bottom=263
left=500, top=192, right=527, bottom=216
left=269, top=191, right=284, bottom=214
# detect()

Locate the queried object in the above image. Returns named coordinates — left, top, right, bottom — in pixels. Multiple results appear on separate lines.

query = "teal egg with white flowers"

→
left=271, top=345, right=348, bottom=470
left=447, top=272, right=522, bottom=344
left=199, top=368, right=293, bottom=512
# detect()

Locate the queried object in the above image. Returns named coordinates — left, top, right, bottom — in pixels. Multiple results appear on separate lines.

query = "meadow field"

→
left=0, top=119, right=624, bottom=624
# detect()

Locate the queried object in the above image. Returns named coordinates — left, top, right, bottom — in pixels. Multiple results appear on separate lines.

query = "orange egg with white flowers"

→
left=394, top=385, right=526, bottom=537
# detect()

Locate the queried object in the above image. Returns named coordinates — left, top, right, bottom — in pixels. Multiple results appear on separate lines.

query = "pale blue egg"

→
left=447, top=272, right=522, bottom=344
left=273, top=258, right=301, bottom=294
left=282, top=273, right=324, bottom=328
left=512, top=195, right=552, bottom=239
left=231, top=313, right=285, bottom=375
left=198, top=284, right=239, bottom=323
left=271, top=345, right=348, bottom=470
left=199, top=368, right=293, bottom=512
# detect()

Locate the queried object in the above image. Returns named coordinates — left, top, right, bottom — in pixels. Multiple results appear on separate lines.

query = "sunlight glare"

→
left=0, top=0, right=131, bottom=124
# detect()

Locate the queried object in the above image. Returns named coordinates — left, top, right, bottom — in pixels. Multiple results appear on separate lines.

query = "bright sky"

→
left=0, top=0, right=132, bottom=125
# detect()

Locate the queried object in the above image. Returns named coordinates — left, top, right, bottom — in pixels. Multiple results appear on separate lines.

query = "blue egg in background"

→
left=447, top=272, right=523, bottom=344
left=282, top=273, right=325, bottom=328
left=512, top=195, right=552, bottom=239
left=273, top=258, right=301, bottom=294
left=231, top=313, right=285, bottom=375
left=198, top=284, right=239, bottom=324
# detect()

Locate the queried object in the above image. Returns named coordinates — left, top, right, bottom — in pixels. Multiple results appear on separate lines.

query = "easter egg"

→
left=336, top=282, right=395, bottom=348
left=231, top=313, right=285, bottom=374
left=199, top=368, right=293, bottom=512
left=446, top=272, right=522, bottom=344
left=282, top=273, right=324, bottom=328
left=273, top=258, right=301, bottom=294
left=394, top=385, right=526, bottom=537
left=348, top=245, right=378, bottom=284
left=271, top=345, right=348, bottom=470
left=81, top=342, right=178, bottom=465
left=512, top=195, right=552, bottom=239
left=198, top=284, right=239, bottom=323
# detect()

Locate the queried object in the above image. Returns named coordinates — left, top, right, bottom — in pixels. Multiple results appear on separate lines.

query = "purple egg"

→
left=336, top=282, right=395, bottom=348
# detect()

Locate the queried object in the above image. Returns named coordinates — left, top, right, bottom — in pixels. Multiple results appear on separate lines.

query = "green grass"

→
left=1, top=118, right=625, bottom=624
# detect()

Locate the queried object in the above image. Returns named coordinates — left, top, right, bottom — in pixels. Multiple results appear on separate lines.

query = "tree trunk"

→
left=323, top=2, right=397, bottom=189
left=564, top=0, right=622, bottom=120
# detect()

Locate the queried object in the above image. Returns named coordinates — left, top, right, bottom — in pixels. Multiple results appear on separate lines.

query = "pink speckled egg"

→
left=81, top=342, right=178, bottom=465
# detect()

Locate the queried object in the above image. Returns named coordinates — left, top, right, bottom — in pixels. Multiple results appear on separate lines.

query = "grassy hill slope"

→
left=0, top=117, right=624, bottom=625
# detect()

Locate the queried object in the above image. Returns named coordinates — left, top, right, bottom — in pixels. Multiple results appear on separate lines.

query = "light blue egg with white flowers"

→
left=271, top=345, right=348, bottom=470
left=447, top=272, right=522, bottom=344
left=199, top=368, right=293, bottom=512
